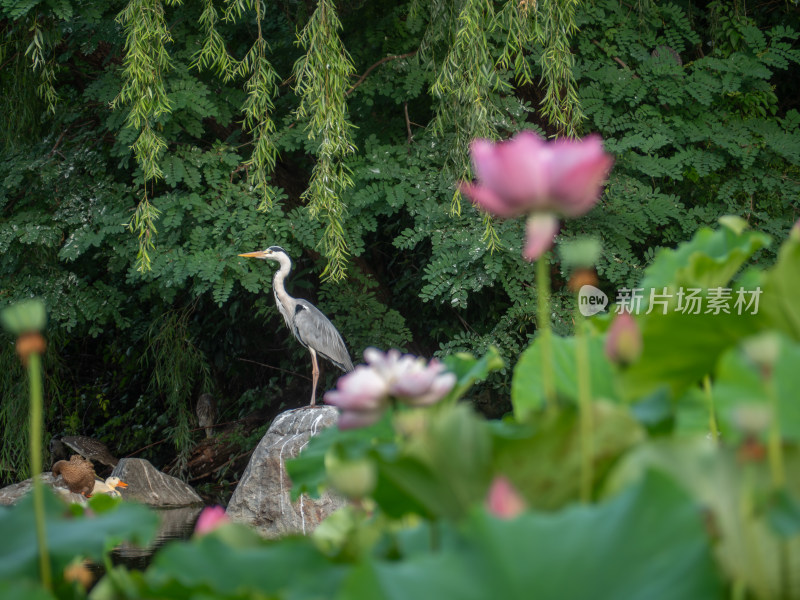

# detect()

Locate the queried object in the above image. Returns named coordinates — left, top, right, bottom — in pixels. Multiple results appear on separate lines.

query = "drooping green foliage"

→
left=1, top=0, right=798, bottom=487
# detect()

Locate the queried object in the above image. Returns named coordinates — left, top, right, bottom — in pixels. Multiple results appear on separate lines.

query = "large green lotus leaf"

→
left=622, top=309, right=760, bottom=399
left=713, top=335, right=800, bottom=441
left=511, top=334, right=617, bottom=419
left=761, top=238, right=800, bottom=341
left=145, top=533, right=347, bottom=599
left=492, top=403, right=643, bottom=510
left=372, top=454, right=458, bottom=519
left=399, top=404, right=493, bottom=519
left=0, top=580, right=55, bottom=600
left=605, top=439, right=800, bottom=599
left=639, top=222, right=769, bottom=293
left=0, top=488, right=158, bottom=583
left=340, top=553, right=486, bottom=600
left=341, top=471, right=721, bottom=600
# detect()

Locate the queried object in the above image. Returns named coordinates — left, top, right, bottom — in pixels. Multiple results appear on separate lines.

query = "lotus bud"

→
left=194, top=505, right=230, bottom=535
left=604, top=311, right=643, bottom=366
left=486, top=476, right=526, bottom=519
left=324, top=452, right=377, bottom=499
left=732, top=403, right=772, bottom=438
left=742, top=332, right=780, bottom=379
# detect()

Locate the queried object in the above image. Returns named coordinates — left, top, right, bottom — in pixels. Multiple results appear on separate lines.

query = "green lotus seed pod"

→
left=1, top=299, right=47, bottom=335
left=559, top=237, right=603, bottom=270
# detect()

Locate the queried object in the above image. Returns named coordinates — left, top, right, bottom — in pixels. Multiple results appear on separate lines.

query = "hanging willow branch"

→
left=24, top=12, right=59, bottom=114
left=193, top=0, right=279, bottom=211
left=429, top=0, right=503, bottom=248
left=292, top=0, right=357, bottom=282
left=112, top=0, right=179, bottom=271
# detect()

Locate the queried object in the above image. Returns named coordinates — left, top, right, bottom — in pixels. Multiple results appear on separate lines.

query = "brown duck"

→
left=52, top=454, right=96, bottom=497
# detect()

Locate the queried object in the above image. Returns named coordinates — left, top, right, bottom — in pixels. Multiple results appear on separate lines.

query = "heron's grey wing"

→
left=293, top=300, right=354, bottom=372
left=62, top=436, right=119, bottom=467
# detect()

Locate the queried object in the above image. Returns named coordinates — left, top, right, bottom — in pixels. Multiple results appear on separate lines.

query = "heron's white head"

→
left=237, top=246, right=288, bottom=263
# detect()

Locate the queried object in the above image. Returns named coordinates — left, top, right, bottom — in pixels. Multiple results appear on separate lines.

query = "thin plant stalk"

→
left=765, top=377, right=785, bottom=489
left=738, top=464, right=771, bottom=600
left=575, top=312, right=593, bottom=503
left=702, top=375, right=719, bottom=441
left=28, top=351, right=52, bottom=590
left=537, top=255, right=556, bottom=409
left=765, top=375, right=789, bottom=597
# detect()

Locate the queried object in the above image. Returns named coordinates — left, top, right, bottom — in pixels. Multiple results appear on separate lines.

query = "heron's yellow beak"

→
left=238, top=250, right=269, bottom=259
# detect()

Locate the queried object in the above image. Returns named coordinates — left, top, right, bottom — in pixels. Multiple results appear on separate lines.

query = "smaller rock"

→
left=0, top=473, right=85, bottom=506
left=111, top=458, right=203, bottom=507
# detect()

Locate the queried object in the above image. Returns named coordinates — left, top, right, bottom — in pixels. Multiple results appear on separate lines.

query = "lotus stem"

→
left=766, top=377, right=785, bottom=490
left=575, top=313, right=593, bottom=503
left=702, top=375, right=718, bottom=442
left=537, top=255, right=556, bottom=410
left=28, top=352, right=52, bottom=589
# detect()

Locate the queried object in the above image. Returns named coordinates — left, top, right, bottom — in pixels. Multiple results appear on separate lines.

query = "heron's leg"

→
left=309, top=348, right=319, bottom=406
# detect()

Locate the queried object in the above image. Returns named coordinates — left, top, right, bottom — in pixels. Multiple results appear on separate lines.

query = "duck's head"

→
left=105, top=476, right=128, bottom=490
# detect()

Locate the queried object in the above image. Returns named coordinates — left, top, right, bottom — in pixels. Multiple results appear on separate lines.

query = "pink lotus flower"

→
left=194, top=505, right=230, bottom=535
left=605, top=310, right=643, bottom=366
left=486, top=476, right=526, bottom=519
left=324, top=348, right=457, bottom=429
left=460, top=131, right=614, bottom=260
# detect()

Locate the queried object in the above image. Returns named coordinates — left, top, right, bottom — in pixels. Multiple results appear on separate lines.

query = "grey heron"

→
left=196, top=393, right=217, bottom=438
left=50, top=436, right=119, bottom=468
left=238, top=246, right=355, bottom=405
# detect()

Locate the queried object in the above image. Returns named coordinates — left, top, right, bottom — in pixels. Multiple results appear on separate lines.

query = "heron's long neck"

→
left=272, top=258, right=294, bottom=307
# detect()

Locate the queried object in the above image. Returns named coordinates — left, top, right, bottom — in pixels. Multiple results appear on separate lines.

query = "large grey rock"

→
left=0, top=472, right=86, bottom=506
left=226, top=406, right=345, bottom=538
left=111, top=458, right=203, bottom=507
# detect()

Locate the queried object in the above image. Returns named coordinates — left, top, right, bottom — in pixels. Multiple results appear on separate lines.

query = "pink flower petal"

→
left=470, top=133, right=553, bottom=208
left=336, top=410, right=384, bottom=430
left=486, top=476, right=526, bottom=519
left=402, top=372, right=457, bottom=406
left=460, top=182, right=526, bottom=218
left=194, top=505, right=229, bottom=535
left=323, top=367, right=389, bottom=411
left=523, top=213, right=559, bottom=261
left=550, top=136, right=614, bottom=217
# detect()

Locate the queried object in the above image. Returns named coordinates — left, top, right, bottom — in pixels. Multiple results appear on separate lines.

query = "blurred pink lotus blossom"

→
left=194, top=505, right=229, bottom=535
left=791, top=218, right=800, bottom=242
left=460, top=132, right=614, bottom=260
left=605, top=310, right=643, bottom=366
left=324, top=348, right=456, bottom=429
left=486, top=476, right=526, bottom=519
